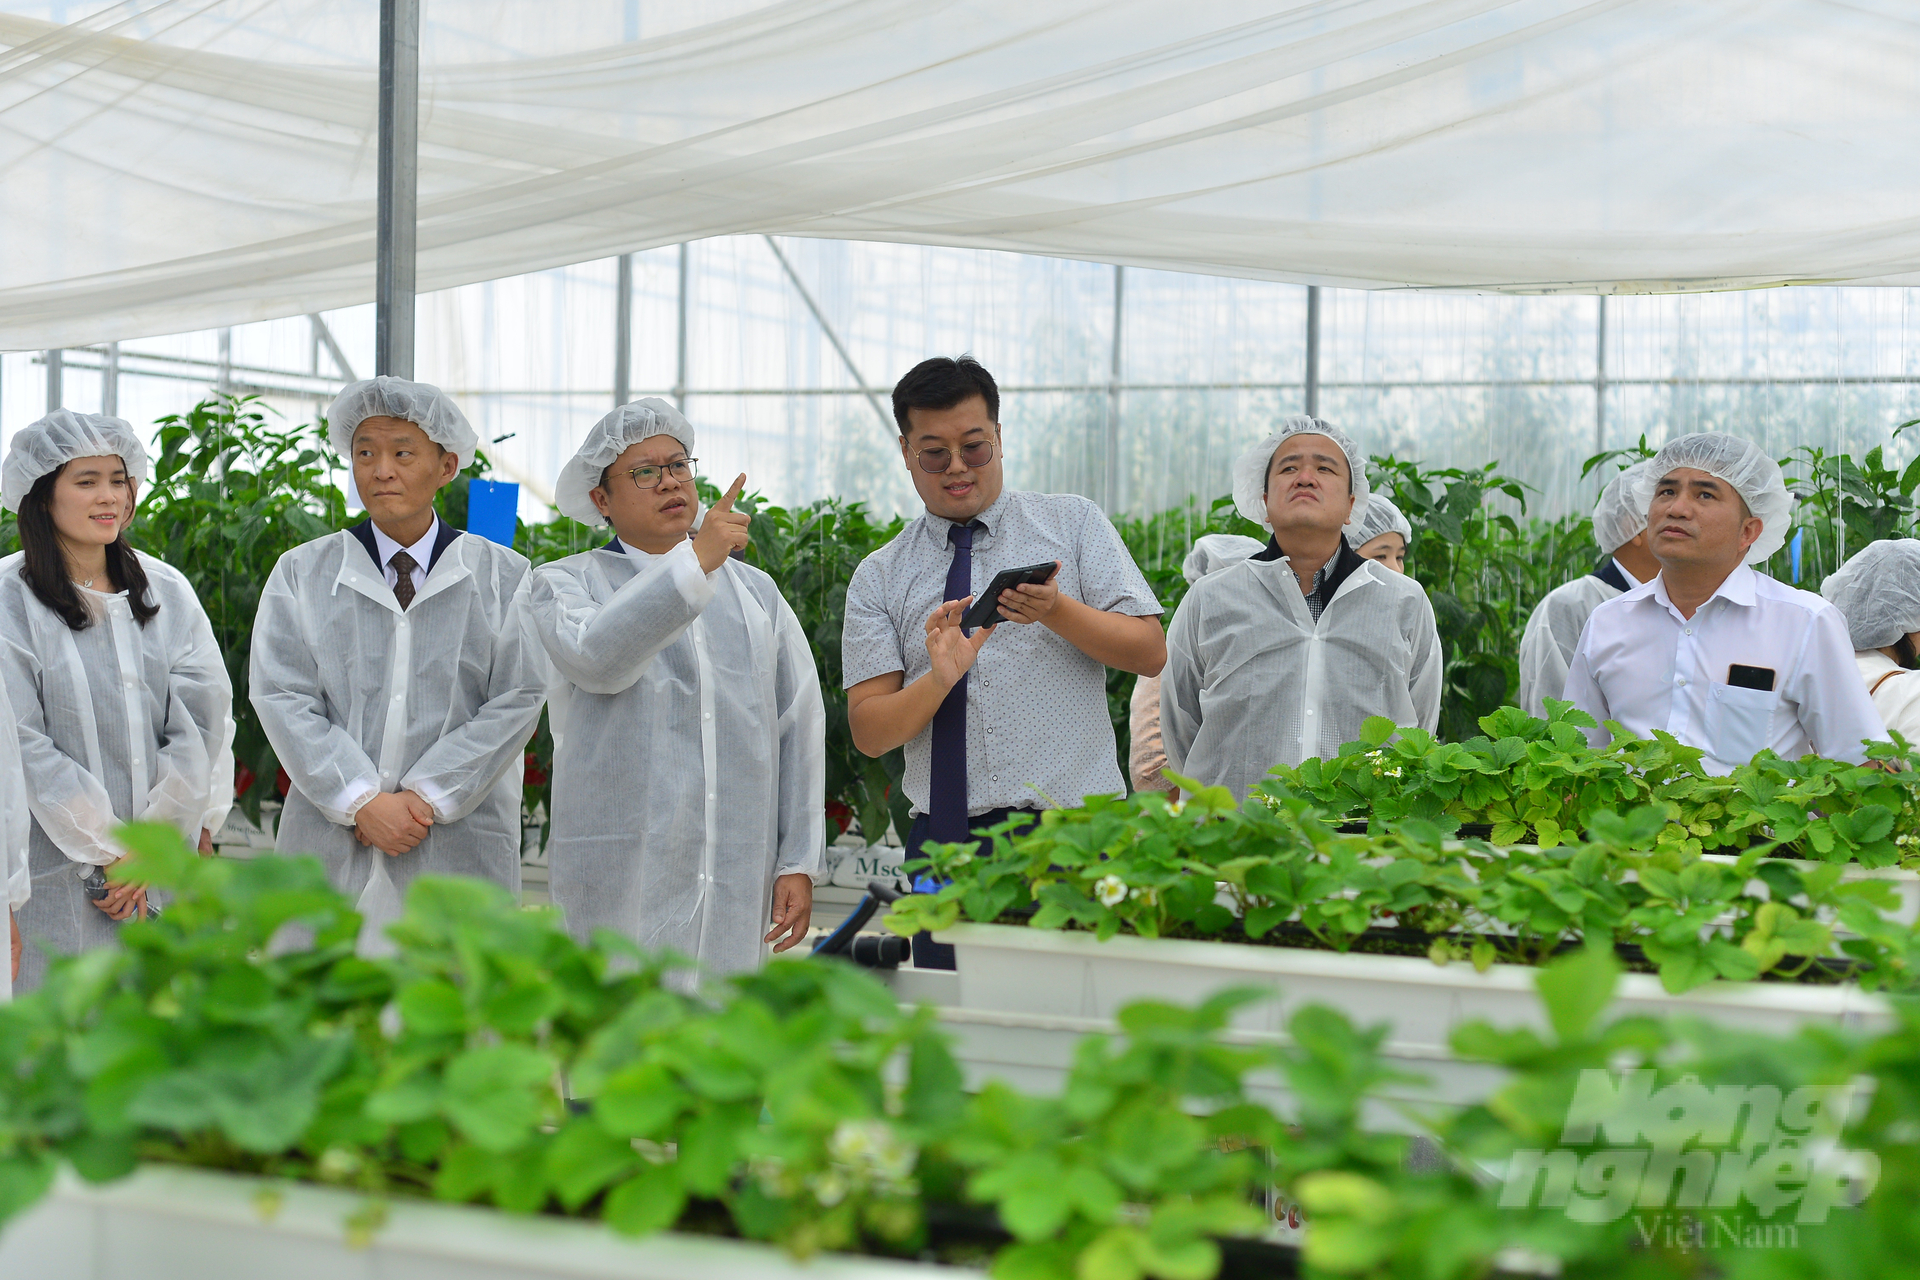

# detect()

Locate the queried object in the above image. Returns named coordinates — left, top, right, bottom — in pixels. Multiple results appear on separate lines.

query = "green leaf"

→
left=441, top=1044, right=554, bottom=1152
left=1533, top=948, right=1618, bottom=1043
left=603, top=1162, right=686, bottom=1237
left=546, top=1121, right=640, bottom=1211
left=1358, top=717, right=1397, bottom=748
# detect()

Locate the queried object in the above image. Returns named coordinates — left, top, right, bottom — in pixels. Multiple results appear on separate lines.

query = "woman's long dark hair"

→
left=17, top=463, right=159, bottom=631
left=1894, top=633, right=1919, bottom=670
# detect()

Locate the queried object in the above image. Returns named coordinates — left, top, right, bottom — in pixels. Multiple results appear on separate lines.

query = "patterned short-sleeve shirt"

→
left=841, top=489, right=1162, bottom=817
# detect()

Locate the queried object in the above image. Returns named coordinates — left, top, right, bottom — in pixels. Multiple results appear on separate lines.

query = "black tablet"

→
left=959, top=561, right=1059, bottom=630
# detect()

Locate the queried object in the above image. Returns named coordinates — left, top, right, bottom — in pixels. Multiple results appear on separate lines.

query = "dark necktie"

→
left=389, top=550, right=419, bottom=611
left=927, top=521, right=980, bottom=843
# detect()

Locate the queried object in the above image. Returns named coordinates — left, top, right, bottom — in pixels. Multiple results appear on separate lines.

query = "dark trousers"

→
left=904, top=806, right=1041, bottom=970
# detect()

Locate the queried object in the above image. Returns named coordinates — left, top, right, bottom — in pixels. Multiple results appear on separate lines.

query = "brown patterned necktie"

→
left=389, top=550, right=419, bottom=610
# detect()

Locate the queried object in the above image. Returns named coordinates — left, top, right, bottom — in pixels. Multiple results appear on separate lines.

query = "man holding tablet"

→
left=842, top=357, right=1164, bottom=966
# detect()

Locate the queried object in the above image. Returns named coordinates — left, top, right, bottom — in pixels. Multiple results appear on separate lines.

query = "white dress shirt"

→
left=1564, top=565, right=1888, bottom=772
left=372, top=515, right=440, bottom=594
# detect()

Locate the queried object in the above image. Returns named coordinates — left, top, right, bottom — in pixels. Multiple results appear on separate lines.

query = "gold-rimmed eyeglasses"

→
left=622, top=459, right=697, bottom=490
left=909, top=439, right=995, bottom=474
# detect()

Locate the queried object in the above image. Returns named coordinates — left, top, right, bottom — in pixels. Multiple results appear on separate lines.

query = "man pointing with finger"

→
left=842, top=358, right=1164, bottom=967
left=523, top=401, right=825, bottom=977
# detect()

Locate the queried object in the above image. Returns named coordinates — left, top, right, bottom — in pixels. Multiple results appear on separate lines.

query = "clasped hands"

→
left=924, top=560, right=1062, bottom=690
left=355, top=790, right=435, bottom=856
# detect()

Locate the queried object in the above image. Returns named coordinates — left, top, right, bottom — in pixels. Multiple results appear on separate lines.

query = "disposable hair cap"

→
left=1343, top=494, right=1412, bottom=548
left=1180, top=533, right=1265, bottom=584
left=1632, top=432, right=1795, bottom=565
left=1590, top=459, right=1660, bottom=555
left=1, top=409, right=150, bottom=513
left=1230, top=415, right=1370, bottom=530
left=326, top=376, right=479, bottom=472
left=1822, top=539, right=1920, bottom=651
left=554, top=399, right=697, bottom=527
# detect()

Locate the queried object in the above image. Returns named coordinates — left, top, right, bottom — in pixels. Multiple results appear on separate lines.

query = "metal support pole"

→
left=1304, top=286, right=1321, bottom=417
left=375, top=0, right=419, bottom=379
left=103, top=342, right=119, bottom=417
left=44, top=349, right=62, bottom=411
left=762, top=235, right=894, bottom=440
left=1594, top=295, right=1608, bottom=455
left=1105, top=265, right=1125, bottom=512
left=217, top=328, right=232, bottom=394
left=674, top=244, right=689, bottom=413
left=308, top=314, right=358, bottom=382
left=613, top=254, right=633, bottom=407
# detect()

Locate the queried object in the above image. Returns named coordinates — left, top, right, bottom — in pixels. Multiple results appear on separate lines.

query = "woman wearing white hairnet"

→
left=1161, top=417, right=1440, bottom=801
left=1516, top=460, right=1662, bottom=718
left=1128, top=533, right=1264, bottom=793
left=1821, top=539, right=1920, bottom=743
left=521, top=401, right=824, bottom=976
left=1565, top=432, right=1884, bottom=771
left=0, top=411, right=233, bottom=993
left=1344, top=494, right=1413, bottom=574
left=251, top=378, right=545, bottom=947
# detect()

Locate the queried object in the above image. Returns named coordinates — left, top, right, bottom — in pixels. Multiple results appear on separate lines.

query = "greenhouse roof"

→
left=5, top=0, right=1920, bottom=351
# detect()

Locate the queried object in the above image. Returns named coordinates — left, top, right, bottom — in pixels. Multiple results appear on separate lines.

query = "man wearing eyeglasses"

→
left=524, top=400, right=825, bottom=977
left=843, top=357, right=1165, bottom=967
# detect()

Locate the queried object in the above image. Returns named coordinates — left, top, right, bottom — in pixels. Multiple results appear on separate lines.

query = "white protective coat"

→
left=525, top=540, right=825, bottom=976
left=0, top=675, right=30, bottom=1002
left=1161, top=553, right=1441, bottom=801
left=0, top=552, right=233, bottom=993
left=1517, top=575, right=1625, bottom=719
left=250, top=530, right=546, bottom=925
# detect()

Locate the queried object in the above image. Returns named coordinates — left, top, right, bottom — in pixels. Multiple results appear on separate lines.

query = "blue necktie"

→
left=928, top=521, right=979, bottom=843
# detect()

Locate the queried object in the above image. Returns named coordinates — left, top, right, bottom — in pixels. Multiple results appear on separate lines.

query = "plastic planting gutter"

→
left=0, top=1165, right=964, bottom=1280
left=902, top=922, right=1892, bottom=1134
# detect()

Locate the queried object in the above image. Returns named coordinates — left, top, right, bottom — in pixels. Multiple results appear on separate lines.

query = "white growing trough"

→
left=909, top=922, right=1893, bottom=1132
left=0, top=1165, right=965, bottom=1280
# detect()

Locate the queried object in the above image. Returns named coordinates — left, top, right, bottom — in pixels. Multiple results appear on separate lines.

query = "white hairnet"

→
left=1822, top=539, right=1920, bottom=651
left=1342, top=494, right=1412, bottom=548
left=554, top=399, right=697, bottom=526
left=326, top=376, right=480, bottom=472
left=1, top=409, right=150, bottom=512
left=1632, top=433, right=1795, bottom=565
left=1181, top=533, right=1264, bottom=584
left=1231, top=416, right=1370, bottom=530
left=1590, top=459, right=1660, bottom=555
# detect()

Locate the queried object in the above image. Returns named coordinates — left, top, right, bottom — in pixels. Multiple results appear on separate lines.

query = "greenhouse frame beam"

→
left=1594, top=296, right=1608, bottom=453
left=1105, top=265, right=1125, bottom=512
left=761, top=236, right=896, bottom=441
left=614, top=254, right=634, bottom=407
left=674, top=244, right=689, bottom=412
left=375, top=0, right=419, bottom=379
left=1304, top=286, right=1322, bottom=417
left=308, top=314, right=357, bottom=383
left=44, top=349, right=61, bottom=410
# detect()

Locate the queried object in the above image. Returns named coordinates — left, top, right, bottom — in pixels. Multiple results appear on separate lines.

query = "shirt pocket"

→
left=1705, top=681, right=1779, bottom=764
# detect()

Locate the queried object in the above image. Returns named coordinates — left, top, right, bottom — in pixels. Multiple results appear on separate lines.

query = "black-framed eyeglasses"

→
left=910, top=439, right=995, bottom=474
left=623, top=459, right=696, bottom=490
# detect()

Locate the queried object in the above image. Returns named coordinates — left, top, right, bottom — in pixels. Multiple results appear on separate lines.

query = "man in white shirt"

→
left=1564, top=432, right=1885, bottom=772
left=1517, top=460, right=1661, bottom=717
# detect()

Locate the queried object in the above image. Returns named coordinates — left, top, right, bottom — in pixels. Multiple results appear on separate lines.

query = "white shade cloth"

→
left=1564, top=564, right=1886, bottom=773
left=2, top=411, right=150, bottom=514
left=1161, top=554, right=1440, bottom=801
left=525, top=540, right=825, bottom=977
left=0, top=551, right=234, bottom=993
left=13, top=2, right=1920, bottom=348
left=249, top=529, right=547, bottom=911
